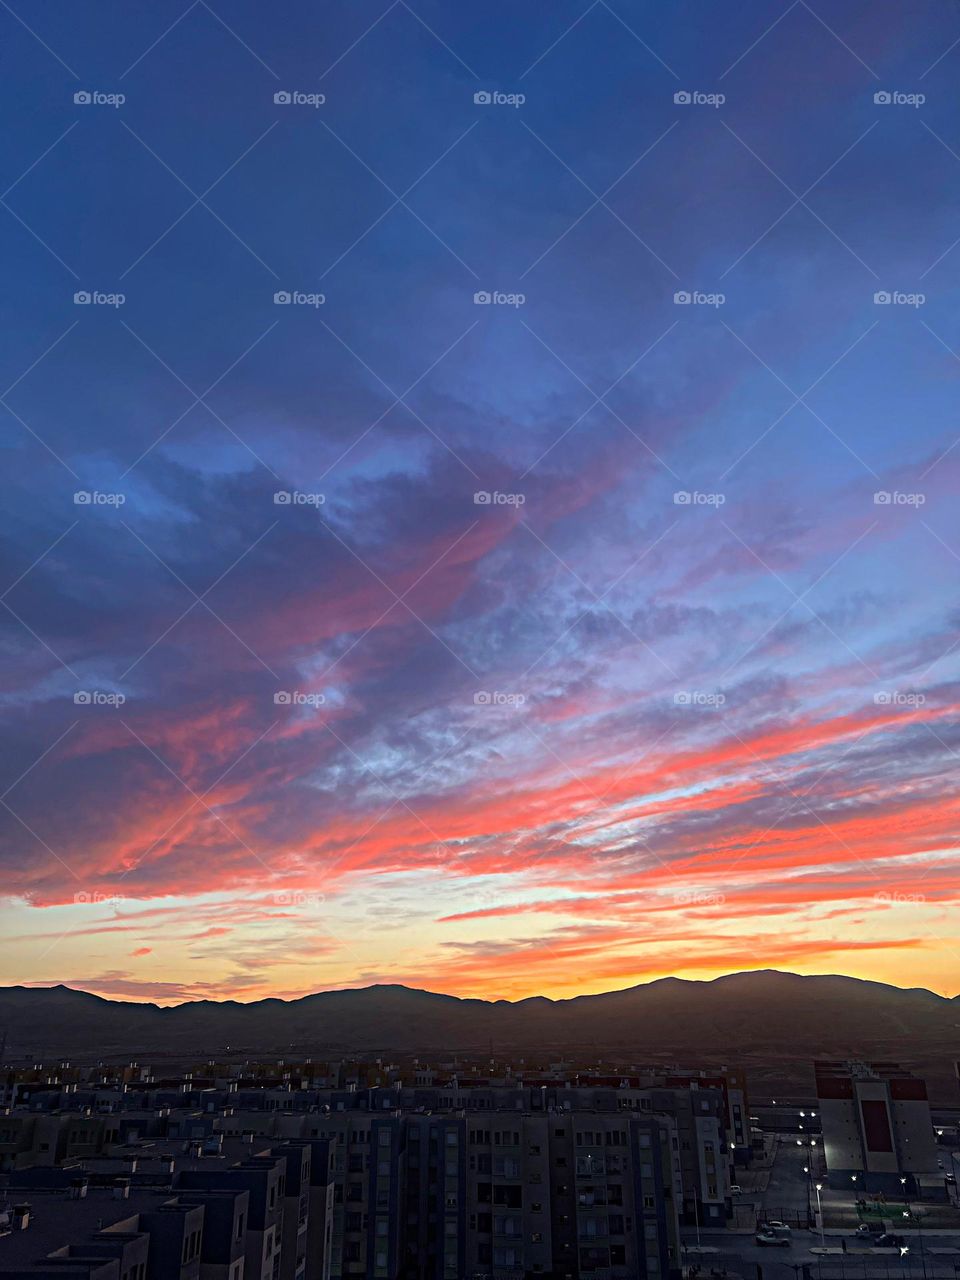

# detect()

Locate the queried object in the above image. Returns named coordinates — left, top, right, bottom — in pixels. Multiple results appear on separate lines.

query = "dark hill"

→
left=2, top=971, right=957, bottom=1096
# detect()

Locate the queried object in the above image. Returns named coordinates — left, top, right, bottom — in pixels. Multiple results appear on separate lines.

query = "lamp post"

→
left=903, top=1207, right=927, bottom=1280
left=815, top=1183, right=825, bottom=1247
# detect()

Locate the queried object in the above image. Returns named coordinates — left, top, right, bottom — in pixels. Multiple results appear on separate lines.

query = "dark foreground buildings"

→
left=0, top=1062, right=753, bottom=1280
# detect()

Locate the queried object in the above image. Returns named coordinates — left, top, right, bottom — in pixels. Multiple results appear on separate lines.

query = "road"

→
left=684, top=1138, right=960, bottom=1277
left=762, top=1136, right=820, bottom=1223
left=687, top=1231, right=960, bottom=1278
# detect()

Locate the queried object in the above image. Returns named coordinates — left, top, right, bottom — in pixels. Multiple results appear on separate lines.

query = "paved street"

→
left=683, top=1136, right=960, bottom=1278
left=762, top=1136, right=820, bottom=1223
left=686, top=1231, right=960, bottom=1278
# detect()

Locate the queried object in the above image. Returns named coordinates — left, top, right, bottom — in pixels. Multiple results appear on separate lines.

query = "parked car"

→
left=874, top=1235, right=906, bottom=1249
left=853, top=1224, right=879, bottom=1239
left=730, top=1185, right=743, bottom=1195
left=756, top=1230, right=790, bottom=1247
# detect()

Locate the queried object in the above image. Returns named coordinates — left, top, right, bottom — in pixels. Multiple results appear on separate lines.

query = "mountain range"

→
left=2, top=971, right=958, bottom=1097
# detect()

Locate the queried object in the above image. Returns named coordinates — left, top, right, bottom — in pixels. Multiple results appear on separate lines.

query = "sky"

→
left=1, top=0, right=960, bottom=1005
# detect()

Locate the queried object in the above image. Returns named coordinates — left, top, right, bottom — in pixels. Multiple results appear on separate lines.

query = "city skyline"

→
left=2, top=0, right=960, bottom=1003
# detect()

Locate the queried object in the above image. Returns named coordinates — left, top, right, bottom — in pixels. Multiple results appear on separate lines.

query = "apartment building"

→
left=0, top=1190, right=206, bottom=1280
left=0, top=1072, right=706, bottom=1280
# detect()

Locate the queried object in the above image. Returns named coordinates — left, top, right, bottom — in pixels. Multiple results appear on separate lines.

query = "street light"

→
left=903, top=1207, right=928, bottom=1280
left=815, top=1183, right=825, bottom=1247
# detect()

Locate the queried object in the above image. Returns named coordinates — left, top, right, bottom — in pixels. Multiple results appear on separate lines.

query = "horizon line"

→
left=6, top=966, right=957, bottom=1010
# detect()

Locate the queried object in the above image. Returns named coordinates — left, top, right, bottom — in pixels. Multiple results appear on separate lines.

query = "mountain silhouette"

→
left=2, top=970, right=957, bottom=1096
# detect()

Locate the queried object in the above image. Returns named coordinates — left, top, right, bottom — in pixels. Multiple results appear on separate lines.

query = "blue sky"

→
left=2, top=0, right=960, bottom=1002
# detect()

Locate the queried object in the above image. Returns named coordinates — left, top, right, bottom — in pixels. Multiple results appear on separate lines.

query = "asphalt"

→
left=683, top=1135, right=960, bottom=1278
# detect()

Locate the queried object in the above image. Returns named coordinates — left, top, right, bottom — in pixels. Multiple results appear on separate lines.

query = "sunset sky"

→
left=2, top=0, right=960, bottom=1004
